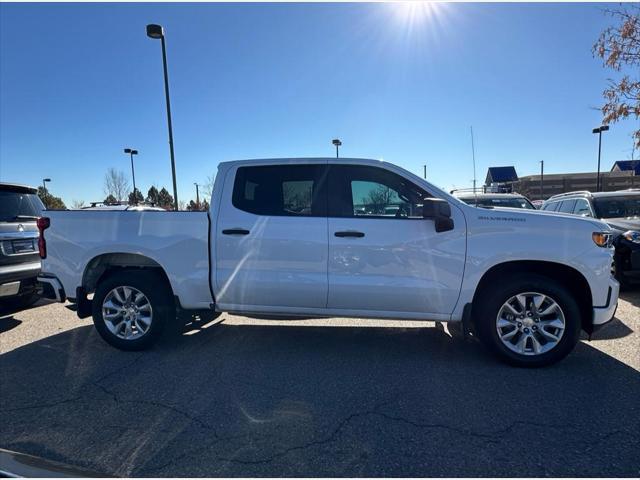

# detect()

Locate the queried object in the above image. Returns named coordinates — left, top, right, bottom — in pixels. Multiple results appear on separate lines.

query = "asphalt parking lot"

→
left=1, top=293, right=639, bottom=477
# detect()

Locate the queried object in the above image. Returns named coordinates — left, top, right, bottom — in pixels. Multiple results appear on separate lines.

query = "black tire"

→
left=92, top=269, right=175, bottom=351
left=474, top=274, right=582, bottom=367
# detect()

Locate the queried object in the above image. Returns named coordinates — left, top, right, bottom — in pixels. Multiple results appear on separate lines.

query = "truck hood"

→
left=480, top=206, right=611, bottom=231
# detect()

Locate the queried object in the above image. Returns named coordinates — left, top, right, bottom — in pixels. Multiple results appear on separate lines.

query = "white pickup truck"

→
left=37, top=158, right=619, bottom=366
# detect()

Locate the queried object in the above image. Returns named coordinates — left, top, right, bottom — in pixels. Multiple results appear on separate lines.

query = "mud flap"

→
left=75, top=287, right=93, bottom=319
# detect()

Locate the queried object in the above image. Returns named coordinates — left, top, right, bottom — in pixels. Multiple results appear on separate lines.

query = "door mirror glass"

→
left=423, top=198, right=454, bottom=232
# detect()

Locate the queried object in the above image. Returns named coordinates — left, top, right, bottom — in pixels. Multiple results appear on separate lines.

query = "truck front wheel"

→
left=474, top=274, right=582, bottom=367
left=92, top=270, right=175, bottom=351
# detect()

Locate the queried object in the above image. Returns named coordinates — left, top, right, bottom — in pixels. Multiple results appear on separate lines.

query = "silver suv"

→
left=541, top=190, right=640, bottom=287
left=0, top=183, right=44, bottom=309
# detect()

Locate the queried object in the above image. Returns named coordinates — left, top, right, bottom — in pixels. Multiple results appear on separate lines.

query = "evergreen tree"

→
left=146, top=186, right=160, bottom=205
left=128, top=188, right=144, bottom=205
left=157, top=188, right=174, bottom=210
left=37, top=186, right=67, bottom=209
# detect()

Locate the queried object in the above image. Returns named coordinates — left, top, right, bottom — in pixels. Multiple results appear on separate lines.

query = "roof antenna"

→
left=470, top=126, right=477, bottom=206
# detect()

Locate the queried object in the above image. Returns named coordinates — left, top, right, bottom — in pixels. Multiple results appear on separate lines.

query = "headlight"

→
left=592, top=232, right=612, bottom=247
left=622, top=230, right=640, bottom=244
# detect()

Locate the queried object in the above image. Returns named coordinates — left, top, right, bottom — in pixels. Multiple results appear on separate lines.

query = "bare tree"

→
left=593, top=5, right=640, bottom=148
left=365, top=185, right=395, bottom=214
left=103, top=168, right=130, bottom=202
left=201, top=174, right=216, bottom=201
left=70, top=199, right=85, bottom=209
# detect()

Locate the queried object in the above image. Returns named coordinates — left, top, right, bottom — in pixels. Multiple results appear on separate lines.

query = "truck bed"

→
left=43, top=210, right=213, bottom=309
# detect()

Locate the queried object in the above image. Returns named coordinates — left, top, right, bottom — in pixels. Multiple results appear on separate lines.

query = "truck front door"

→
left=326, top=164, right=466, bottom=319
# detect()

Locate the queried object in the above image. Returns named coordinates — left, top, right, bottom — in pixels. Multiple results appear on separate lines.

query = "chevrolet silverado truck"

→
left=37, top=158, right=619, bottom=366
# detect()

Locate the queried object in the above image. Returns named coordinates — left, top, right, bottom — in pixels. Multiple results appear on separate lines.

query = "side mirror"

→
left=423, top=198, right=454, bottom=232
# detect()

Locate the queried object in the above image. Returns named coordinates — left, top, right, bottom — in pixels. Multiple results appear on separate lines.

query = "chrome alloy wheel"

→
left=496, top=292, right=565, bottom=356
left=102, top=286, right=153, bottom=340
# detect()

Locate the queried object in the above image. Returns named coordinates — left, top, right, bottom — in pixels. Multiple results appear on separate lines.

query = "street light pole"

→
left=42, top=178, right=51, bottom=206
left=147, top=24, right=178, bottom=211
left=592, top=125, right=609, bottom=192
left=332, top=138, right=342, bottom=158
left=423, top=165, right=427, bottom=179
left=539, top=160, right=544, bottom=201
left=124, top=148, right=138, bottom=201
left=194, top=182, right=200, bottom=209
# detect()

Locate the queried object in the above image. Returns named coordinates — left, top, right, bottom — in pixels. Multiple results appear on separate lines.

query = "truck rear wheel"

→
left=474, top=274, right=582, bottom=367
left=92, top=270, right=174, bottom=351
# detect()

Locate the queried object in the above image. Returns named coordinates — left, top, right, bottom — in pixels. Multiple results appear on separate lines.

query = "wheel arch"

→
left=472, top=260, right=593, bottom=332
left=82, top=252, right=174, bottom=298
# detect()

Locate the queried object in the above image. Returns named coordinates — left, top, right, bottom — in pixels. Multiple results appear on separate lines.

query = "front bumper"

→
left=592, top=276, right=620, bottom=327
left=36, top=274, right=66, bottom=303
left=614, top=239, right=640, bottom=283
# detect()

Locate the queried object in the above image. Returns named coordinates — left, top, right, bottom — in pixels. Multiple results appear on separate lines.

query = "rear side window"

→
left=0, top=191, right=44, bottom=222
left=232, top=165, right=327, bottom=216
left=541, top=202, right=557, bottom=211
left=557, top=199, right=577, bottom=213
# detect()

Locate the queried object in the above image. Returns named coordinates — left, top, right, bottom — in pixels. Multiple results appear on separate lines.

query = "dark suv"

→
left=0, top=183, right=45, bottom=309
left=541, top=189, right=640, bottom=287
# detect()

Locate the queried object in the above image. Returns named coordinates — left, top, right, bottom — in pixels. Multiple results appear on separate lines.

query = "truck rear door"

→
left=214, top=162, right=329, bottom=311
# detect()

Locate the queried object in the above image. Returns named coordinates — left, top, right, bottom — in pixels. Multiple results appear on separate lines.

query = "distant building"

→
left=611, top=160, right=640, bottom=175
left=484, top=161, right=640, bottom=201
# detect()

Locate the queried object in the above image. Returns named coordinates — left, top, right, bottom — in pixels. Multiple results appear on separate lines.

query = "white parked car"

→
left=453, top=191, right=536, bottom=210
left=37, top=158, right=619, bottom=366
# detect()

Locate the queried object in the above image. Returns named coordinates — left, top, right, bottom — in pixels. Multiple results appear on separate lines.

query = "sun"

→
left=391, top=1, right=443, bottom=26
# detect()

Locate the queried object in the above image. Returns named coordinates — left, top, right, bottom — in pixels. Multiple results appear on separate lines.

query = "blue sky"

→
left=0, top=2, right=637, bottom=205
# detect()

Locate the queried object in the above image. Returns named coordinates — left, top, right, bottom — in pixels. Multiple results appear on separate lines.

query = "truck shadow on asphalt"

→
left=0, top=298, right=54, bottom=318
left=1, top=318, right=638, bottom=477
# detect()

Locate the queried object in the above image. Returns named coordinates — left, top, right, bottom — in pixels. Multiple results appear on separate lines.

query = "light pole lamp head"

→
left=131, top=149, right=138, bottom=155
left=146, top=24, right=164, bottom=39
left=124, top=148, right=132, bottom=154
left=332, top=139, right=342, bottom=147
left=43, top=178, right=51, bottom=182
left=600, top=125, right=609, bottom=132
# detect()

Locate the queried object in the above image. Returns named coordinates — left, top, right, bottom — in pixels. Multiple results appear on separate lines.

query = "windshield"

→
left=461, top=197, right=535, bottom=209
left=0, top=191, right=45, bottom=221
left=593, top=195, right=640, bottom=219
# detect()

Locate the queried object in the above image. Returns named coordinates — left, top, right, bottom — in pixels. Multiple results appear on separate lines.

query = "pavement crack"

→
left=0, top=396, right=83, bottom=413
left=90, top=381, right=218, bottom=435
left=91, top=352, right=146, bottom=385
left=210, top=407, right=583, bottom=466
